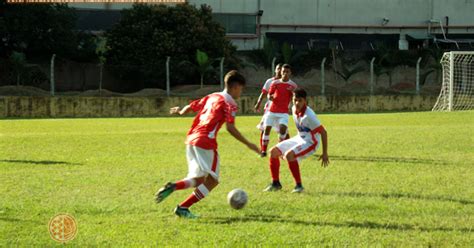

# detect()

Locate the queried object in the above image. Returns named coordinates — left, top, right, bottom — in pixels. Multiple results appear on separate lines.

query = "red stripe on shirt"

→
left=211, top=150, right=218, bottom=172
left=295, top=143, right=317, bottom=158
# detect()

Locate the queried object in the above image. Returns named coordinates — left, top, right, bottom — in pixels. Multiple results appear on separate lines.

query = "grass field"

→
left=1, top=111, right=473, bottom=246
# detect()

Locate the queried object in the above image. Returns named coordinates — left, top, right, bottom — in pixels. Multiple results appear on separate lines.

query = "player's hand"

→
left=319, top=153, right=329, bottom=167
left=169, top=106, right=181, bottom=115
left=247, top=143, right=260, bottom=154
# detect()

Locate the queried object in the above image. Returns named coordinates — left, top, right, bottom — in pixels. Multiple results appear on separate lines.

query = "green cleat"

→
left=155, top=182, right=176, bottom=203
left=291, top=185, right=304, bottom=193
left=263, top=182, right=282, bottom=192
left=174, top=205, right=198, bottom=219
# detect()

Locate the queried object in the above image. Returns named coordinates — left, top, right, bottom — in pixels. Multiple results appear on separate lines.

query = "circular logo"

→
left=48, top=213, right=77, bottom=243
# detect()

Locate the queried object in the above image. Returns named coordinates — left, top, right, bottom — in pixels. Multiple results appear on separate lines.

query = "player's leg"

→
left=175, top=146, right=220, bottom=218
left=263, top=146, right=282, bottom=191
left=177, top=175, right=218, bottom=210
left=278, top=124, right=288, bottom=142
left=261, top=125, right=272, bottom=157
left=277, top=114, right=289, bottom=142
left=155, top=176, right=205, bottom=204
left=283, top=151, right=303, bottom=193
left=155, top=145, right=206, bottom=203
left=263, top=137, right=299, bottom=192
left=284, top=139, right=318, bottom=193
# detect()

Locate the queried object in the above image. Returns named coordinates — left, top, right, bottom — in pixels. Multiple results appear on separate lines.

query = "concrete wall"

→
left=0, top=95, right=437, bottom=118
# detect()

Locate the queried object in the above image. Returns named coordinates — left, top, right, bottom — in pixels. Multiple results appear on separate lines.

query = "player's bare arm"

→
left=226, top=122, right=260, bottom=154
left=318, top=127, right=329, bottom=167
left=170, top=105, right=192, bottom=115
left=254, top=92, right=267, bottom=112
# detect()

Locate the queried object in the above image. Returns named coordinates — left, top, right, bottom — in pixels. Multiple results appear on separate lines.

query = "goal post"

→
left=432, top=51, right=474, bottom=111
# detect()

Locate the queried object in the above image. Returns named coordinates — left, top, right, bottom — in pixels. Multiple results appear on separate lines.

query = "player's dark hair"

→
left=282, top=64, right=292, bottom=70
left=224, top=70, right=246, bottom=88
left=294, top=88, right=307, bottom=99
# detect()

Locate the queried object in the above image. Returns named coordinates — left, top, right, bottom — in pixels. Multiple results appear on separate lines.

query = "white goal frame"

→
left=432, top=51, right=474, bottom=111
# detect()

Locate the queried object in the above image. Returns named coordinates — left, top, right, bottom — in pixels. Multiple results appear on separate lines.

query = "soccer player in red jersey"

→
left=264, top=88, right=329, bottom=192
left=260, top=64, right=297, bottom=157
left=155, top=70, right=259, bottom=218
left=254, top=64, right=284, bottom=155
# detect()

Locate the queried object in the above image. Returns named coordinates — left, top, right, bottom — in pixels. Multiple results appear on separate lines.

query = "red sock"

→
left=288, top=160, right=301, bottom=184
left=270, top=157, right=280, bottom=181
left=174, top=178, right=195, bottom=190
left=179, top=194, right=200, bottom=208
left=261, top=135, right=269, bottom=153
left=179, top=184, right=209, bottom=208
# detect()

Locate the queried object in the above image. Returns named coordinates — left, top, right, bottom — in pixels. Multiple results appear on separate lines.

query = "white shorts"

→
left=186, top=145, right=220, bottom=181
left=256, top=113, right=280, bottom=132
left=275, top=136, right=319, bottom=163
left=263, top=112, right=289, bottom=128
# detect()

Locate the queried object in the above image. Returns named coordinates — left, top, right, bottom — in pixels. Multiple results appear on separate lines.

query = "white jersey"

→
left=292, top=105, right=323, bottom=144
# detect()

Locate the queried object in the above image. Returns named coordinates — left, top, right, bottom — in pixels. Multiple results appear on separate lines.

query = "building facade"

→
left=71, top=0, right=474, bottom=50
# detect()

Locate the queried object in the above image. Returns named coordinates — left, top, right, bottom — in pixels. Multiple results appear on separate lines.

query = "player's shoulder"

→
left=288, top=79, right=298, bottom=87
left=216, top=91, right=237, bottom=107
left=265, top=77, right=275, bottom=84
left=304, top=106, right=320, bottom=122
left=305, top=105, right=317, bottom=116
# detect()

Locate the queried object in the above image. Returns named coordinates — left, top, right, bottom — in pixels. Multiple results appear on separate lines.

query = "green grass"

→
left=1, top=111, right=473, bottom=246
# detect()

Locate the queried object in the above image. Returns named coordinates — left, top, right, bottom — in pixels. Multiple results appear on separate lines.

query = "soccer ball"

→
left=227, top=188, right=248, bottom=210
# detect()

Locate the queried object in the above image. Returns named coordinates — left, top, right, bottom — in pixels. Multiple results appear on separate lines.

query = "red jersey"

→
left=185, top=91, right=238, bottom=150
left=268, top=79, right=297, bottom=114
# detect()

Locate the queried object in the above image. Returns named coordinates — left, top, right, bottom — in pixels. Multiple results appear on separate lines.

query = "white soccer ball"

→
left=227, top=188, right=248, bottom=210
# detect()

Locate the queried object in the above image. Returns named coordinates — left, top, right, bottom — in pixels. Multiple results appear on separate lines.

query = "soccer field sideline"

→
left=1, top=111, right=473, bottom=246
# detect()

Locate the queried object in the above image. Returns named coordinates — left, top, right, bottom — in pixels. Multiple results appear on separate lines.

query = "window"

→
left=213, top=14, right=256, bottom=34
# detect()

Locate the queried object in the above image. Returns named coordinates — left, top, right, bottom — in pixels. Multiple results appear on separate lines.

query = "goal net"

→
left=432, top=51, right=474, bottom=111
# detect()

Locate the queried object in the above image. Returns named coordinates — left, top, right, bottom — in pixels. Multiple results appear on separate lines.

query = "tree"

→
left=10, top=51, right=26, bottom=86
left=0, top=0, right=79, bottom=58
left=195, top=49, right=215, bottom=88
left=105, top=3, right=235, bottom=89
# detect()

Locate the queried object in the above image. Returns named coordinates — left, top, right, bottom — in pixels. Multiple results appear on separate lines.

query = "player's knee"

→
left=284, top=151, right=296, bottom=161
left=195, top=177, right=205, bottom=185
left=279, top=125, right=287, bottom=133
left=204, top=176, right=219, bottom=189
left=270, top=147, right=281, bottom=158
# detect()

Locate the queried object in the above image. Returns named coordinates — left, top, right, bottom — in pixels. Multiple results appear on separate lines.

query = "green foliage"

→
left=1, top=112, right=473, bottom=246
left=364, top=46, right=421, bottom=86
left=0, top=1, right=79, bottom=58
left=105, top=3, right=235, bottom=88
left=9, top=51, right=26, bottom=86
left=281, top=42, right=292, bottom=64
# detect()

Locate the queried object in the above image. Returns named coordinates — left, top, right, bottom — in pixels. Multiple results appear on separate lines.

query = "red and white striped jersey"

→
left=186, top=91, right=238, bottom=150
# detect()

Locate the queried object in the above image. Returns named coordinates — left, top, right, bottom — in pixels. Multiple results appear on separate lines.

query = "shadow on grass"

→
left=315, top=191, right=473, bottom=205
left=0, top=217, right=22, bottom=222
left=329, top=155, right=449, bottom=165
left=0, top=159, right=82, bottom=166
left=204, top=214, right=472, bottom=233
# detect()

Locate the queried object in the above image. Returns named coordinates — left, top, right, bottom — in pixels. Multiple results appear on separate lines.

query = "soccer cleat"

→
left=174, top=205, right=198, bottom=219
left=291, top=185, right=304, bottom=193
left=155, top=182, right=176, bottom=203
left=260, top=151, right=267, bottom=158
left=263, top=182, right=282, bottom=192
